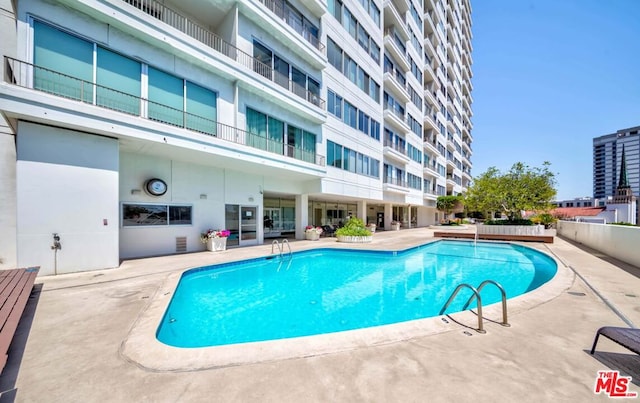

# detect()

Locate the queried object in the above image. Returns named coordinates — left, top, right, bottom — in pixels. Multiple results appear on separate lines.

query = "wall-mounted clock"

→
left=145, top=178, right=167, bottom=196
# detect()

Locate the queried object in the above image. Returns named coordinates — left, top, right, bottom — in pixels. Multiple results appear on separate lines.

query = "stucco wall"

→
left=557, top=221, right=640, bottom=268
left=16, top=122, right=120, bottom=275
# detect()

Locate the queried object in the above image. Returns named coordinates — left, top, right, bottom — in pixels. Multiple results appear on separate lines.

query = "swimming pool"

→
left=157, top=240, right=557, bottom=348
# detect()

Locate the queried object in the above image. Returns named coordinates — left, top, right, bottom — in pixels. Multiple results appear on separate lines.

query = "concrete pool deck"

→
left=2, top=228, right=640, bottom=402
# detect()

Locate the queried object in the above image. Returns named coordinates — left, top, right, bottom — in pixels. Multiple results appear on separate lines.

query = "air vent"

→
left=176, top=237, right=187, bottom=253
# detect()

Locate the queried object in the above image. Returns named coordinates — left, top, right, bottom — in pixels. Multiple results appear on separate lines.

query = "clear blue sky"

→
left=471, top=0, right=640, bottom=200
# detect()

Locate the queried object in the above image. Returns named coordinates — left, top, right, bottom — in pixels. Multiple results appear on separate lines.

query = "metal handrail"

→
left=271, top=239, right=282, bottom=256
left=462, top=280, right=510, bottom=327
left=281, top=239, right=292, bottom=259
left=439, top=283, right=486, bottom=333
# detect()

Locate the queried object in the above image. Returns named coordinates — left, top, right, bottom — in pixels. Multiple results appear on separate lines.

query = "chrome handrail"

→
left=462, top=280, right=510, bottom=327
left=439, top=283, right=485, bottom=333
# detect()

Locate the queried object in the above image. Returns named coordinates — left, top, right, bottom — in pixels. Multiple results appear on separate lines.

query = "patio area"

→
left=1, top=228, right=639, bottom=402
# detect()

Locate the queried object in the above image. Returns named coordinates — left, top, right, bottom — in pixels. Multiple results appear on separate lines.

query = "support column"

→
left=384, top=203, right=393, bottom=230
left=295, top=194, right=309, bottom=240
left=357, top=200, right=367, bottom=224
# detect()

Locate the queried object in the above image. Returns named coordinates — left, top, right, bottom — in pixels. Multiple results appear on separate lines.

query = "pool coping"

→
left=119, top=242, right=574, bottom=372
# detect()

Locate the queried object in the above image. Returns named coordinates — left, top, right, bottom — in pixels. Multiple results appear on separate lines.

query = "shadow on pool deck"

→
left=5, top=228, right=640, bottom=402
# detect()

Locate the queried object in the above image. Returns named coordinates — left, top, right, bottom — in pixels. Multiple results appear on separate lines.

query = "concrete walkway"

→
left=1, top=228, right=639, bottom=402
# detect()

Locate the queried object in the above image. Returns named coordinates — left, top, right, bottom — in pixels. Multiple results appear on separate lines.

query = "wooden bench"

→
left=0, top=267, right=39, bottom=374
left=433, top=231, right=554, bottom=243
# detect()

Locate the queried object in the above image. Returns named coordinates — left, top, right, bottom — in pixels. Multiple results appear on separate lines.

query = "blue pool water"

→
left=157, top=240, right=557, bottom=348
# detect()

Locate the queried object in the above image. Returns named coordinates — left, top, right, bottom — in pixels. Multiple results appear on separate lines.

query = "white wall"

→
left=557, top=221, right=640, bottom=268
left=119, top=153, right=270, bottom=258
left=16, top=122, right=120, bottom=275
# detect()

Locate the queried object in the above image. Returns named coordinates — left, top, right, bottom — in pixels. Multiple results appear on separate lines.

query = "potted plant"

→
left=201, top=229, right=230, bottom=251
left=391, top=221, right=401, bottom=231
left=305, top=225, right=323, bottom=241
left=366, top=223, right=376, bottom=233
left=335, top=217, right=373, bottom=243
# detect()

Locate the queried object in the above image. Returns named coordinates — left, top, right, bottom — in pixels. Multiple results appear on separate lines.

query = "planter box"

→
left=337, top=235, right=372, bottom=243
left=305, top=232, right=320, bottom=241
left=477, top=224, right=544, bottom=236
left=391, top=223, right=400, bottom=231
left=206, top=237, right=227, bottom=251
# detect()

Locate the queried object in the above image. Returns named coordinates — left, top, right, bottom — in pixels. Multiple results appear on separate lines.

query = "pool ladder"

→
left=439, top=280, right=510, bottom=334
left=271, top=239, right=292, bottom=259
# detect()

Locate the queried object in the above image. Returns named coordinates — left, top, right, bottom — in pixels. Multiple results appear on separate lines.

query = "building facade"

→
left=593, top=126, right=640, bottom=200
left=0, top=0, right=473, bottom=275
left=593, top=126, right=639, bottom=223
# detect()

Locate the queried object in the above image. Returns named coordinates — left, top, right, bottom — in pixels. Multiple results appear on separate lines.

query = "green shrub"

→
left=531, top=213, right=557, bottom=228
left=335, top=217, right=372, bottom=236
left=610, top=222, right=635, bottom=226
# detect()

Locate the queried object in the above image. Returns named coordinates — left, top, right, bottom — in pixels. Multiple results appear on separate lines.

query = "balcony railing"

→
left=120, top=0, right=325, bottom=109
left=4, top=57, right=325, bottom=167
left=383, top=64, right=407, bottom=88
left=257, top=0, right=324, bottom=52
left=384, top=28, right=407, bottom=56
left=384, top=139, right=407, bottom=156
left=383, top=101, right=407, bottom=124
left=383, top=176, right=408, bottom=188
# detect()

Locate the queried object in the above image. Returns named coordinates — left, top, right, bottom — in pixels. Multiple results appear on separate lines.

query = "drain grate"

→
left=568, top=291, right=586, bottom=297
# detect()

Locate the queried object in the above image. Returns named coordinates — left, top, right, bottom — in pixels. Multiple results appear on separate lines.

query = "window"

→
left=148, top=67, right=184, bottom=127
left=253, top=41, right=272, bottom=78
left=329, top=88, right=380, bottom=141
left=247, top=108, right=315, bottom=161
left=96, top=47, right=141, bottom=115
left=344, top=101, right=357, bottom=129
left=122, top=204, right=192, bottom=226
left=327, top=141, right=379, bottom=178
left=34, top=21, right=94, bottom=102
left=328, top=38, right=343, bottom=70
left=329, top=0, right=342, bottom=22
left=328, top=90, right=343, bottom=118
left=185, top=82, right=217, bottom=135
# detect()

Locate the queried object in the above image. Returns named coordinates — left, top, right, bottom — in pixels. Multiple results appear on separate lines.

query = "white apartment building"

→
left=0, top=0, right=473, bottom=275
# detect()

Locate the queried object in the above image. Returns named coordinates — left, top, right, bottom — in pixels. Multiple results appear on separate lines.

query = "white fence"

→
left=557, top=221, right=640, bottom=268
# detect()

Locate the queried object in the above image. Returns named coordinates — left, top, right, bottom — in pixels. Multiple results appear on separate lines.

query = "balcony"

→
left=423, top=160, right=438, bottom=176
left=383, top=65, right=410, bottom=103
left=119, top=0, right=325, bottom=109
left=384, top=28, right=410, bottom=71
left=383, top=103, right=411, bottom=133
left=3, top=57, right=325, bottom=167
left=383, top=140, right=410, bottom=164
left=423, top=187, right=438, bottom=200
left=383, top=176, right=410, bottom=194
left=254, top=0, right=324, bottom=52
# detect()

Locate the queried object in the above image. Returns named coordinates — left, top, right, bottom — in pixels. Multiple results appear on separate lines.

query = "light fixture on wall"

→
left=200, top=194, right=207, bottom=199
left=259, top=185, right=263, bottom=195
left=131, top=189, right=141, bottom=195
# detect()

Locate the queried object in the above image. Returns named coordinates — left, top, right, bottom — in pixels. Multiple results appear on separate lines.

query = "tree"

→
left=436, top=195, right=464, bottom=222
left=465, top=162, right=557, bottom=221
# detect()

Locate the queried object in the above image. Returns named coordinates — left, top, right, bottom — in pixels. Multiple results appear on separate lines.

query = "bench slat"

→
left=0, top=267, right=39, bottom=375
